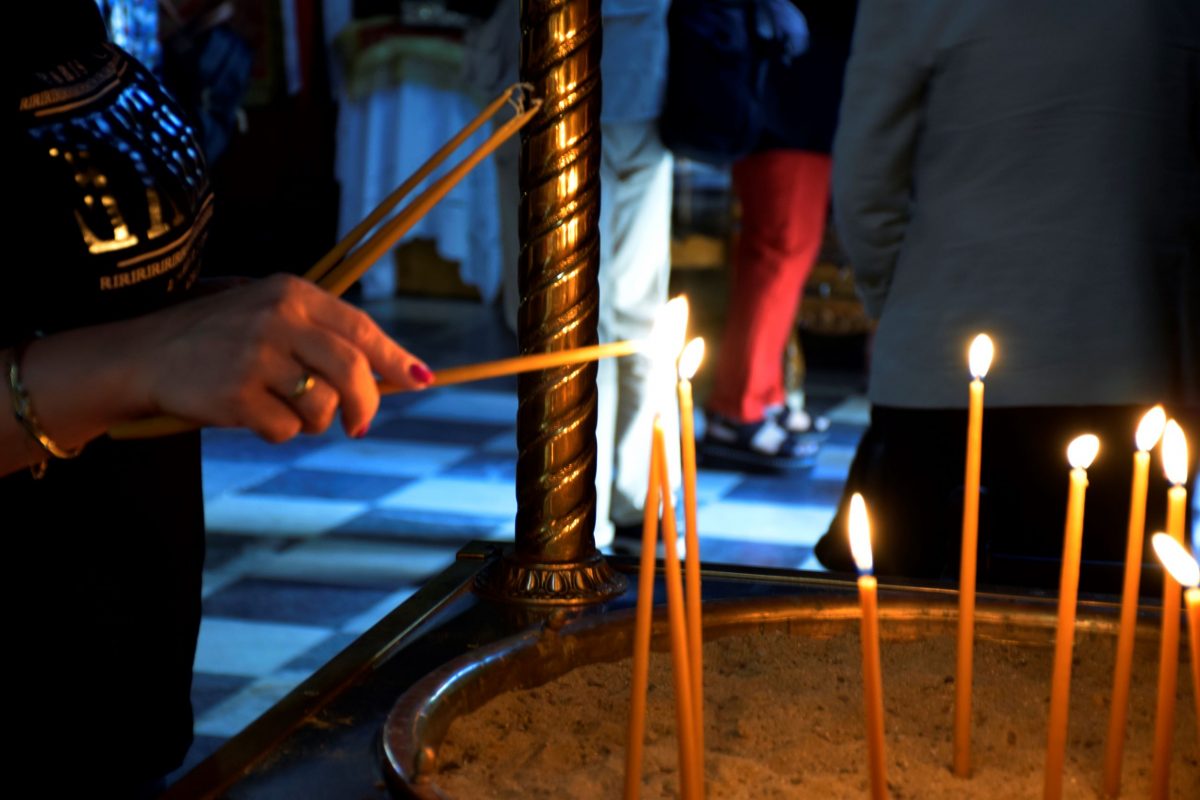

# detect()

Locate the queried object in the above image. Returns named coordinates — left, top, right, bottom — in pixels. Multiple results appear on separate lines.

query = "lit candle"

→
left=849, top=493, right=888, bottom=800
left=624, top=297, right=694, bottom=800
left=1150, top=420, right=1189, bottom=800
left=955, top=332, right=993, bottom=777
left=1102, top=405, right=1165, bottom=797
left=1191, top=585, right=1200, bottom=743
left=624, top=421, right=662, bottom=800
left=1150, top=533, right=1200, bottom=743
left=677, top=337, right=706, bottom=764
left=111, top=339, right=644, bottom=440
left=655, top=421, right=701, bottom=800
left=1044, top=433, right=1100, bottom=800
left=423, top=340, right=642, bottom=388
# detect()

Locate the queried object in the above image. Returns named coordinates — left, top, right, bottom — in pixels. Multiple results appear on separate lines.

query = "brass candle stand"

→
left=476, top=0, right=625, bottom=604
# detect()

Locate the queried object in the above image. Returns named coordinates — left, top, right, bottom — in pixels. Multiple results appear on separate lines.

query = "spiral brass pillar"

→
left=476, top=0, right=626, bottom=604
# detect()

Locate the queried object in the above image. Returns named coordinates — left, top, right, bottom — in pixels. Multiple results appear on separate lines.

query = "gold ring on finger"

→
left=290, top=373, right=316, bottom=400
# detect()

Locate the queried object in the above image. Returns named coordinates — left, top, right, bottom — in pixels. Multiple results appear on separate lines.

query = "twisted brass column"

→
left=477, top=0, right=625, bottom=604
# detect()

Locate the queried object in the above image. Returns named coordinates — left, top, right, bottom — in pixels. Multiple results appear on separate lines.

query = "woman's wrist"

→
left=15, top=322, right=154, bottom=451
left=6, top=337, right=86, bottom=467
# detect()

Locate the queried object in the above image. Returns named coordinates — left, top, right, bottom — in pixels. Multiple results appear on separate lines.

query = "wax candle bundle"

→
left=625, top=298, right=706, bottom=800
left=304, top=84, right=538, bottom=292
left=626, top=416, right=699, bottom=799
left=111, top=84, right=554, bottom=441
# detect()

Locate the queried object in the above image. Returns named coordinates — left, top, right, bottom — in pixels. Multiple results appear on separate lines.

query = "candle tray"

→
left=381, top=592, right=1152, bottom=798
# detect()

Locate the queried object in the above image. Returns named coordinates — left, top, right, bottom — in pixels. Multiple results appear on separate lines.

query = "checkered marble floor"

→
left=176, top=298, right=869, bottom=779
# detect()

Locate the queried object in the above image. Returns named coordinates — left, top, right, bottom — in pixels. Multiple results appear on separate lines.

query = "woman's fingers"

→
left=298, top=283, right=433, bottom=390
left=238, top=388, right=304, bottom=444
left=131, top=274, right=431, bottom=443
left=288, top=325, right=379, bottom=436
left=275, top=371, right=339, bottom=436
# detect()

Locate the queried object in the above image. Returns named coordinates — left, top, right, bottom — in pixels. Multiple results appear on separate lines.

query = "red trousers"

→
left=709, top=150, right=833, bottom=422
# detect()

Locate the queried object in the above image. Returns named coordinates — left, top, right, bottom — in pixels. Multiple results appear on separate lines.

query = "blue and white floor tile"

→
left=182, top=298, right=868, bottom=780
left=194, top=618, right=331, bottom=677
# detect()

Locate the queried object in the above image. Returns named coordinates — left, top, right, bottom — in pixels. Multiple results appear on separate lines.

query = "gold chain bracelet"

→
left=7, top=339, right=84, bottom=478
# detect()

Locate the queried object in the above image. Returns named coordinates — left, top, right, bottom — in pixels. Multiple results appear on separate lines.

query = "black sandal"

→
left=699, top=412, right=821, bottom=473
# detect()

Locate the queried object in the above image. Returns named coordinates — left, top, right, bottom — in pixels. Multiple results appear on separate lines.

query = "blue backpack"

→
left=659, top=0, right=809, bottom=165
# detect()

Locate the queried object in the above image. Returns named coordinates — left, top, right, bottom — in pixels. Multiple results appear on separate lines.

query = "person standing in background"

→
left=10, top=4, right=431, bottom=793
left=594, top=0, right=676, bottom=548
left=702, top=0, right=857, bottom=472
left=816, top=0, right=1199, bottom=589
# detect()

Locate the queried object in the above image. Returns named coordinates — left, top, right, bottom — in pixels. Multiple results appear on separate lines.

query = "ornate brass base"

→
left=474, top=549, right=626, bottom=605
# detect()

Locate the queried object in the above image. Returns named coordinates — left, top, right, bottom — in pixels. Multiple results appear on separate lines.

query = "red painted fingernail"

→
left=409, top=363, right=433, bottom=385
left=353, top=424, right=369, bottom=439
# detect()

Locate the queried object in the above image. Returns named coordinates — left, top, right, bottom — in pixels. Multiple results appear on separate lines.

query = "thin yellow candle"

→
left=1102, top=405, right=1166, bottom=797
left=1150, top=533, right=1200, bottom=743
left=303, top=84, right=526, bottom=285
left=849, top=493, right=888, bottom=800
left=677, top=336, right=706, bottom=762
left=624, top=419, right=662, bottom=800
left=955, top=332, right=993, bottom=778
left=1150, top=420, right=1189, bottom=800
left=1044, top=433, right=1100, bottom=800
left=109, top=340, right=644, bottom=440
left=320, top=99, right=542, bottom=298
left=421, top=340, right=642, bottom=389
left=1189, top=586, right=1200, bottom=743
left=625, top=297, right=693, bottom=800
left=655, top=421, right=701, bottom=800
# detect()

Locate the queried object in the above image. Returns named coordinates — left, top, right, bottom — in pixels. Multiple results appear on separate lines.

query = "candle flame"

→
left=968, top=334, right=994, bottom=380
left=647, top=296, right=690, bottom=414
left=1135, top=405, right=1166, bottom=453
left=848, top=493, right=873, bottom=574
left=1067, top=434, right=1100, bottom=470
left=678, top=338, right=705, bottom=381
left=1151, top=533, right=1200, bottom=588
left=649, top=296, right=689, bottom=364
left=1162, top=419, right=1188, bottom=486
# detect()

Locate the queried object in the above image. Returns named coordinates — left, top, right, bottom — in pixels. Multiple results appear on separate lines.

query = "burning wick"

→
left=626, top=297, right=700, bottom=800
left=676, top=336, right=706, bottom=769
left=1044, top=434, right=1099, bottom=800
left=1151, top=531, right=1200, bottom=745
left=1102, top=405, right=1166, bottom=796
left=849, top=493, right=887, bottom=800
left=1150, top=420, right=1190, bottom=798
left=955, top=332, right=993, bottom=777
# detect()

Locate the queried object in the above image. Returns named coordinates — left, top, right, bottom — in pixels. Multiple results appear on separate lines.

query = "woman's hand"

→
left=125, top=274, right=432, bottom=441
left=5, top=274, right=431, bottom=476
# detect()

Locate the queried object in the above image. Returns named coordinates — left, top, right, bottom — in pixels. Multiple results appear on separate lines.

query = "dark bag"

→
left=659, top=0, right=808, bottom=165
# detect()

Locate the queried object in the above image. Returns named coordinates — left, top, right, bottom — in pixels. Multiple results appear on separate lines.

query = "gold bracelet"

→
left=7, top=339, right=84, bottom=476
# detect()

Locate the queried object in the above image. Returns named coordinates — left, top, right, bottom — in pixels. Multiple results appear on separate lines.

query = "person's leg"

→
left=708, top=150, right=831, bottom=423
left=595, top=120, right=674, bottom=543
left=816, top=405, right=965, bottom=578
left=819, top=403, right=1200, bottom=589
left=982, top=404, right=1197, bottom=594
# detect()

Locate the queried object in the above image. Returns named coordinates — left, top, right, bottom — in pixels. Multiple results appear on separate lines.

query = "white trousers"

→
left=593, top=120, right=675, bottom=546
